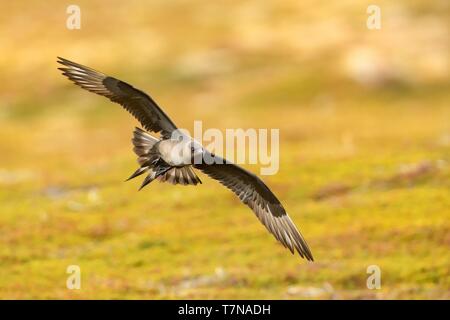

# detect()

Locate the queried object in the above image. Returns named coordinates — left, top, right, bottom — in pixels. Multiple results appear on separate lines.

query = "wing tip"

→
left=57, top=56, right=73, bottom=66
left=301, top=249, right=314, bottom=262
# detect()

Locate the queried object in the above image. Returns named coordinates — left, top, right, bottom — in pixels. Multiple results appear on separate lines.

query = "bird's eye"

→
left=191, top=147, right=195, bottom=152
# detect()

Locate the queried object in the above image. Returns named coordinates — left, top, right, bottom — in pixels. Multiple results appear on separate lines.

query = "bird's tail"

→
left=128, top=127, right=201, bottom=188
left=158, top=166, right=202, bottom=185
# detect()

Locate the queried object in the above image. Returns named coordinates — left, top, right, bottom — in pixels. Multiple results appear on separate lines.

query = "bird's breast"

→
left=157, top=139, right=190, bottom=166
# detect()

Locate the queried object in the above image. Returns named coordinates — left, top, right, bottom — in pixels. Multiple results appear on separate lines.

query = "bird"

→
left=57, top=57, right=314, bottom=261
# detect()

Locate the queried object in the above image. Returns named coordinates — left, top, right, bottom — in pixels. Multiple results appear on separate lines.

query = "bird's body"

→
left=58, top=57, right=314, bottom=261
left=130, top=128, right=202, bottom=186
left=156, top=138, right=195, bottom=167
left=157, top=139, right=183, bottom=166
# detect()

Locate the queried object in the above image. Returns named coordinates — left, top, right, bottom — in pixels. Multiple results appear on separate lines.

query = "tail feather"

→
left=158, top=167, right=202, bottom=185
left=139, top=170, right=157, bottom=190
left=126, top=166, right=148, bottom=181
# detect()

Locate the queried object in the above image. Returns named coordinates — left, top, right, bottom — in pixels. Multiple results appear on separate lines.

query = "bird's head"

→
left=189, top=140, right=204, bottom=164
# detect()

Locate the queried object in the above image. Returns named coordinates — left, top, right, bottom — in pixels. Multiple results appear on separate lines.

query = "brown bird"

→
left=57, top=57, right=313, bottom=261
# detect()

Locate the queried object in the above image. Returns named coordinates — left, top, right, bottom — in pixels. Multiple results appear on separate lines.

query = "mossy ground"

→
left=0, top=1, right=448, bottom=299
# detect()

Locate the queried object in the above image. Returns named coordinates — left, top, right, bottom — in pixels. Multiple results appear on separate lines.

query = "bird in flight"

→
left=57, top=57, right=313, bottom=261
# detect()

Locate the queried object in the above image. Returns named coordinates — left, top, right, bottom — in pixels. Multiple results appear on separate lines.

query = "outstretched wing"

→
left=195, top=152, right=313, bottom=260
left=57, top=57, right=177, bottom=138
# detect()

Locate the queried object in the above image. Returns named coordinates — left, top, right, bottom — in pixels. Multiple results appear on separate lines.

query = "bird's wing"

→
left=194, top=152, right=313, bottom=260
left=57, top=57, right=178, bottom=138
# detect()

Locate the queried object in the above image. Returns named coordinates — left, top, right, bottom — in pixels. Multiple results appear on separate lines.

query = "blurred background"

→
left=0, top=0, right=448, bottom=299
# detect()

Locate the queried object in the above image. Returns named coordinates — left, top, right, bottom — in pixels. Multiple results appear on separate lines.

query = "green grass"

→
left=0, top=0, right=448, bottom=299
